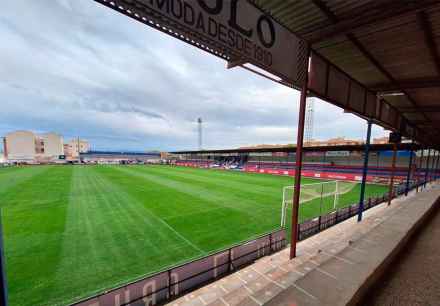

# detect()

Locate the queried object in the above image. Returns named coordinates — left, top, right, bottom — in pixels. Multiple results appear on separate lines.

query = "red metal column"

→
left=289, top=54, right=310, bottom=259
left=2, top=138, right=7, bottom=159
left=417, top=148, right=424, bottom=192
left=388, top=143, right=397, bottom=206
left=435, top=150, right=440, bottom=181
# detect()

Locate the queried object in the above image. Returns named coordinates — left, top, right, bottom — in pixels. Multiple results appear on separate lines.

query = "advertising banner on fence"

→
left=243, top=167, right=406, bottom=183
left=325, top=151, right=350, bottom=157
left=73, top=229, right=286, bottom=306
left=305, top=151, right=325, bottom=157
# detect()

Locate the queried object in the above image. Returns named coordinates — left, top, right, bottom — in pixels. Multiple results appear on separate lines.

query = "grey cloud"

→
left=0, top=0, right=387, bottom=151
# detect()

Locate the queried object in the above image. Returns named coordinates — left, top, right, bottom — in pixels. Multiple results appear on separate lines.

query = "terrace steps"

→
left=167, top=184, right=439, bottom=306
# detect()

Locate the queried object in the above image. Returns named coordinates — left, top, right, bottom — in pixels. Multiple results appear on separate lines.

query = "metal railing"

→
left=36, top=181, right=435, bottom=306
left=72, top=229, right=286, bottom=306
left=298, top=181, right=425, bottom=241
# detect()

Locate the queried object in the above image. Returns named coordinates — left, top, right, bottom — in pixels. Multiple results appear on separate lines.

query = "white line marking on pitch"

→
left=155, top=217, right=204, bottom=253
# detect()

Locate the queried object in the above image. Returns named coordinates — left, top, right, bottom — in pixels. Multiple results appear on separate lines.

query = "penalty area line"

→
left=155, top=217, right=205, bottom=253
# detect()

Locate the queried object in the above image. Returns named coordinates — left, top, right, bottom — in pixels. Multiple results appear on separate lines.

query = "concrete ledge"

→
left=348, top=192, right=439, bottom=306
left=267, top=185, right=440, bottom=306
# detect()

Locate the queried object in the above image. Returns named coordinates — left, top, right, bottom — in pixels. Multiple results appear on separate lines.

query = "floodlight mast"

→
left=197, top=118, right=202, bottom=151
left=304, top=98, right=315, bottom=144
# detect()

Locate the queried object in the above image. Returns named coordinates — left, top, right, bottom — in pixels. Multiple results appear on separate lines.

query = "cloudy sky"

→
left=0, top=0, right=388, bottom=151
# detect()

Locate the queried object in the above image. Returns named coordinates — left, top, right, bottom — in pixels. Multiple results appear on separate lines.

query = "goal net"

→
left=280, top=180, right=355, bottom=227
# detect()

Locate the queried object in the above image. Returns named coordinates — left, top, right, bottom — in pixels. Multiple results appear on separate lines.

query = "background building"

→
left=373, top=136, right=389, bottom=144
left=305, top=137, right=363, bottom=147
left=65, top=138, right=90, bottom=159
left=41, top=133, right=64, bottom=158
left=4, top=130, right=37, bottom=162
left=3, top=131, right=89, bottom=163
left=239, top=137, right=364, bottom=150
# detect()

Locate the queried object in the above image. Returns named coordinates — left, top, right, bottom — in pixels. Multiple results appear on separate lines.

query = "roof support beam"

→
left=417, top=11, right=440, bottom=76
left=310, top=0, right=435, bottom=141
left=347, top=34, right=431, bottom=122
left=311, top=0, right=337, bottom=23
left=410, top=120, right=440, bottom=126
left=305, top=0, right=439, bottom=44
left=347, top=34, right=395, bottom=83
left=371, top=77, right=440, bottom=91
left=400, top=106, right=440, bottom=113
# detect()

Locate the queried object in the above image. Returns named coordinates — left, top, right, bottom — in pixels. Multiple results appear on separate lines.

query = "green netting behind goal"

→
left=280, top=180, right=356, bottom=227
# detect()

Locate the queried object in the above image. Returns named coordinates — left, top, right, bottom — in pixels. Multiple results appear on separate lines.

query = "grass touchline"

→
left=0, top=165, right=387, bottom=306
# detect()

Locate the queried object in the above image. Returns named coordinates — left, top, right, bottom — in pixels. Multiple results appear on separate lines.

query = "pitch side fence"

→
left=297, top=181, right=421, bottom=241
left=72, top=230, right=286, bottom=306
left=72, top=181, right=423, bottom=306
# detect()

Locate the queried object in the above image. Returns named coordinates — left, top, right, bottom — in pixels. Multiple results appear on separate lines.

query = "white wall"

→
left=5, top=131, right=36, bottom=161
left=68, top=139, right=90, bottom=157
left=41, top=133, right=64, bottom=157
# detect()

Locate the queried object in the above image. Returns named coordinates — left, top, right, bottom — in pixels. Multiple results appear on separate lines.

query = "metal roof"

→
left=93, top=0, right=440, bottom=147
left=251, top=0, right=440, bottom=146
left=171, top=143, right=419, bottom=155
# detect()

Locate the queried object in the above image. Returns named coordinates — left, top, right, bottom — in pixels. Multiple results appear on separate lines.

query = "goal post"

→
left=281, top=180, right=349, bottom=227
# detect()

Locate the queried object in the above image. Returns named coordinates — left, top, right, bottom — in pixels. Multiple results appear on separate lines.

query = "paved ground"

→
left=167, top=184, right=440, bottom=306
left=363, top=197, right=440, bottom=305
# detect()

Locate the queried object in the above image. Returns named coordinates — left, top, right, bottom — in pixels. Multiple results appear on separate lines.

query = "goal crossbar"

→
left=280, top=180, right=342, bottom=227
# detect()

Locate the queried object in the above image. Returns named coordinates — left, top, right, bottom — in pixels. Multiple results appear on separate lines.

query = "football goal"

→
left=280, top=180, right=356, bottom=227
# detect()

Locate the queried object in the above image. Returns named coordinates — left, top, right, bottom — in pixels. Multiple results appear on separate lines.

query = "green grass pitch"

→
left=0, top=165, right=388, bottom=306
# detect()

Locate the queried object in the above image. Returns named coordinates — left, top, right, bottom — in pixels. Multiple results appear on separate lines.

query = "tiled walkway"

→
left=167, top=184, right=440, bottom=306
left=365, top=188, right=440, bottom=305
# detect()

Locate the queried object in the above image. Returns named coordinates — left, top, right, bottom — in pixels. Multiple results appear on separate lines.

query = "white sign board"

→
left=249, top=152, right=272, bottom=157
left=97, top=0, right=306, bottom=86
left=325, top=151, right=350, bottom=157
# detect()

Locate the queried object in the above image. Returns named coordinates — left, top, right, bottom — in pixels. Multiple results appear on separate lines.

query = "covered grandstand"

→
left=3, top=1, right=440, bottom=306
left=169, top=143, right=432, bottom=184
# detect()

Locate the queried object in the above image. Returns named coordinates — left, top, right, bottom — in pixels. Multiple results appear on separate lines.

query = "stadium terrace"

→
left=3, top=1, right=440, bottom=306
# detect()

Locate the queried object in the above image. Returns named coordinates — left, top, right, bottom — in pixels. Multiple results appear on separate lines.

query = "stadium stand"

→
left=170, top=147, right=439, bottom=185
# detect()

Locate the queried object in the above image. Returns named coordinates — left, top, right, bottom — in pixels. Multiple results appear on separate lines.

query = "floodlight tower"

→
left=304, top=98, right=315, bottom=145
left=197, top=118, right=203, bottom=150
